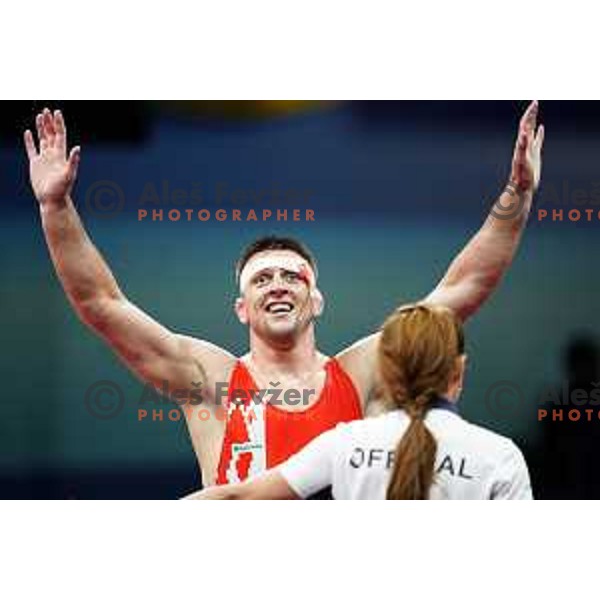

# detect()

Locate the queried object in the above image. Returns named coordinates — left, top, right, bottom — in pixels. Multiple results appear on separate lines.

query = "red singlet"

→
left=216, top=358, right=362, bottom=484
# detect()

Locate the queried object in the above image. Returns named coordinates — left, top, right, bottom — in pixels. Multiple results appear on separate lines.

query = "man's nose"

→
left=267, top=273, right=289, bottom=294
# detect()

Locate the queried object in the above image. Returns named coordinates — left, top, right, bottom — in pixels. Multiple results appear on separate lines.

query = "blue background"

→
left=1, top=101, right=599, bottom=498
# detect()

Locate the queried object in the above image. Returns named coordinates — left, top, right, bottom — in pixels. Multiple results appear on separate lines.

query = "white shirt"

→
left=278, top=405, right=533, bottom=499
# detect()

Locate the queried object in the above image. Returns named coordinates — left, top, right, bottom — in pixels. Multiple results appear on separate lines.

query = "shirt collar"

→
left=428, top=396, right=460, bottom=415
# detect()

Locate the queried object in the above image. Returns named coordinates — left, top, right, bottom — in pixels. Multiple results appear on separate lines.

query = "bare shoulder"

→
left=336, top=332, right=381, bottom=370
left=177, top=335, right=238, bottom=387
left=335, top=332, right=381, bottom=403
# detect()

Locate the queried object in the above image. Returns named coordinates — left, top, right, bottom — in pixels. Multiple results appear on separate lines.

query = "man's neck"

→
left=247, top=327, right=325, bottom=375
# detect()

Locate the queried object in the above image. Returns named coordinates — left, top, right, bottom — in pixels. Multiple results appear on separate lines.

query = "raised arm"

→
left=25, top=108, right=233, bottom=396
left=338, top=102, right=544, bottom=408
left=425, top=100, right=544, bottom=320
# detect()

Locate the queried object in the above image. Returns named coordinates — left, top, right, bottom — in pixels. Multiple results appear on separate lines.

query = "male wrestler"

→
left=24, top=102, right=544, bottom=487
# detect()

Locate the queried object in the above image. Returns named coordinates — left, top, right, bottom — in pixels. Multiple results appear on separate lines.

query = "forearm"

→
left=182, top=471, right=298, bottom=500
left=182, top=484, right=243, bottom=500
left=428, top=184, right=534, bottom=320
left=40, top=195, right=123, bottom=317
left=483, top=181, right=534, bottom=235
left=453, top=184, right=532, bottom=284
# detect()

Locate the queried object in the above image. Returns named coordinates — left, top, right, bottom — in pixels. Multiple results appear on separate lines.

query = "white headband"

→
left=239, top=254, right=317, bottom=293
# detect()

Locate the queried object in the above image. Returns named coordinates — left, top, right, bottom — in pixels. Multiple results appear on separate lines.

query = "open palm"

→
left=24, top=108, right=80, bottom=206
left=510, top=100, right=544, bottom=193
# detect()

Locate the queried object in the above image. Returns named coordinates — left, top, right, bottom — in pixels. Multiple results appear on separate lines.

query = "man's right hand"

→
left=24, top=108, right=81, bottom=208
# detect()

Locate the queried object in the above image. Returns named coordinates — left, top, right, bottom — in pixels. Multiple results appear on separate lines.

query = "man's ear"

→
left=311, top=288, right=325, bottom=318
left=234, top=296, right=249, bottom=325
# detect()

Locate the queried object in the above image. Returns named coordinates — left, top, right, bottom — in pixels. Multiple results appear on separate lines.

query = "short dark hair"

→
left=235, top=236, right=318, bottom=284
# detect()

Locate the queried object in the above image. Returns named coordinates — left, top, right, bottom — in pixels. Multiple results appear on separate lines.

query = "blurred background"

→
left=1, top=100, right=599, bottom=499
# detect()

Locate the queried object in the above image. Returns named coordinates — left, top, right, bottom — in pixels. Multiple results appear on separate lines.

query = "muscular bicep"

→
left=423, top=223, right=516, bottom=322
left=424, top=279, right=482, bottom=322
left=80, top=297, right=234, bottom=395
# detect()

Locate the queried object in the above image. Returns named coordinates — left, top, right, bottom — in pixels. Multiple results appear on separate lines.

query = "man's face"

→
left=235, top=250, right=323, bottom=343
